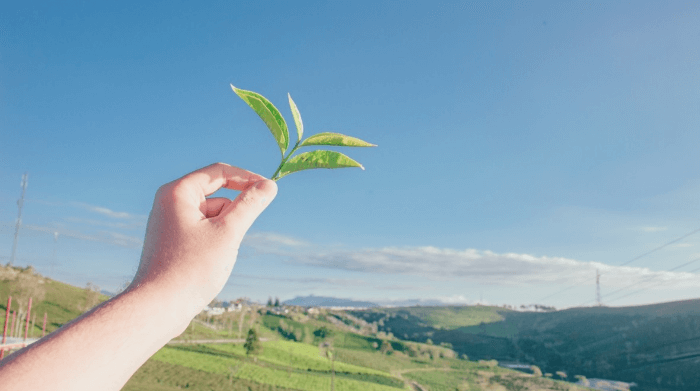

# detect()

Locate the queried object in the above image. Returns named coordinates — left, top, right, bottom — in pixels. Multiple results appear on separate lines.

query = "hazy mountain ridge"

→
left=283, top=295, right=379, bottom=308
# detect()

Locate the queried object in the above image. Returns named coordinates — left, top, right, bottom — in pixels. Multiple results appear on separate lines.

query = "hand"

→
left=131, top=162, right=277, bottom=317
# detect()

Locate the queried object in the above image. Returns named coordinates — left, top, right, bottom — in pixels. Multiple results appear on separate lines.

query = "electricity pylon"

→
left=596, top=269, right=602, bottom=306
left=9, top=173, right=28, bottom=266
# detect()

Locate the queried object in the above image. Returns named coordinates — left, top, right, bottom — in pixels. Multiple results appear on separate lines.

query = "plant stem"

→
left=271, top=141, right=301, bottom=181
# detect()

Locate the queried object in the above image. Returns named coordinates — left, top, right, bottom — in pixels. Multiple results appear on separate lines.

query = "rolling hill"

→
left=1, top=265, right=595, bottom=390
left=351, top=301, right=700, bottom=391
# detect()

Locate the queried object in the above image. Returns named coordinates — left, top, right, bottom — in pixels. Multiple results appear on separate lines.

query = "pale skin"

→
left=0, top=162, right=278, bottom=390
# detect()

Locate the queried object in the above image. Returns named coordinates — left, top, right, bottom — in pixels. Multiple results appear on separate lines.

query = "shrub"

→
left=531, top=365, right=543, bottom=377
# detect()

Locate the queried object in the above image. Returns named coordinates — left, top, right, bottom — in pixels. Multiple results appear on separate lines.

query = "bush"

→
left=314, top=326, right=332, bottom=339
left=379, top=340, right=393, bottom=355
left=531, top=365, right=543, bottom=377
left=478, top=359, right=499, bottom=368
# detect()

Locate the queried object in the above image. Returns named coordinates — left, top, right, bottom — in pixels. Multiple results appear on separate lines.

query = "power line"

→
left=537, top=286, right=577, bottom=302
left=537, top=225, right=700, bottom=304
left=607, top=264, right=700, bottom=304
left=578, top=260, right=700, bottom=307
left=618, top=227, right=700, bottom=267
left=604, top=257, right=700, bottom=302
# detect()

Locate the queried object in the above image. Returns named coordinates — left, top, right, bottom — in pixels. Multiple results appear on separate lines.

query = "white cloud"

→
left=242, top=232, right=309, bottom=249
left=243, top=233, right=700, bottom=289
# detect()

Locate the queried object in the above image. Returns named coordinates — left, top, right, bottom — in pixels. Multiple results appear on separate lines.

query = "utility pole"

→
left=596, top=269, right=602, bottom=307
left=9, top=173, right=28, bottom=267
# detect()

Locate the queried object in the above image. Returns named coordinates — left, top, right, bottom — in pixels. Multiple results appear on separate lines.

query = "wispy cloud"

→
left=64, top=217, right=146, bottom=230
left=229, top=272, right=431, bottom=292
left=231, top=273, right=368, bottom=287
left=671, top=243, right=694, bottom=248
left=22, top=224, right=143, bottom=249
left=72, top=202, right=147, bottom=221
left=243, top=232, right=309, bottom=248
left=635, top=226, right=669, bottom=233
left=243, top=232, right=700, bottom=289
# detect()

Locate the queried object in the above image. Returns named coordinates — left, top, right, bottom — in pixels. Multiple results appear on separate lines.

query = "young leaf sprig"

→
left=231, top=85, right=376, bottom=181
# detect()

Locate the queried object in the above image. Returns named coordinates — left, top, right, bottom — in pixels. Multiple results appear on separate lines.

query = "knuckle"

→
left=156, top=181, right=186, bottom=201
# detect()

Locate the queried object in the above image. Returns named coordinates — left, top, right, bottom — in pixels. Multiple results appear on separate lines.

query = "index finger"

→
left=178, top=162, right=267, bottom=197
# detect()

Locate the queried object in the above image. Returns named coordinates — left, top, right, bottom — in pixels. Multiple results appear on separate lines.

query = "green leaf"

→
left=231, top=84, right=289, bottom=156
left=288, top=93, right=303, bottom=142
left=299, top=132, right=376, bottom=148
left=277, top=150, right=364, bottom=179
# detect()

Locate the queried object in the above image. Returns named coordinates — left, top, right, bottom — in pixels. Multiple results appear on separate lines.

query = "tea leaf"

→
left=277, top=150, right=364, bottom=179
left=288, top=93, right=303, bottom=142
left=231, top=84, right=289, bottom=155
left=300, top=132, right=376, bottom=148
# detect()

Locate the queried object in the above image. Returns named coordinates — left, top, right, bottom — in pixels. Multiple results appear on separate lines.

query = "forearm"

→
left=0, top=163, right=275, bottom=390
left=0, top=283, right=192, bottom=391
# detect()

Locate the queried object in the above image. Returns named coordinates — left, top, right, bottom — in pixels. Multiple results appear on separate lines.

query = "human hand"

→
left=130, top=162, right=277, bottom=318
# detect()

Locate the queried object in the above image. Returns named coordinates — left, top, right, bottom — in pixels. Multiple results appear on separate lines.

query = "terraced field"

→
left=145, top=341, right=407, bottom=391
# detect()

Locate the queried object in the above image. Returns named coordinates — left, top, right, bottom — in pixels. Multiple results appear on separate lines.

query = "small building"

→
left=203, top=306, right=226, bottom=316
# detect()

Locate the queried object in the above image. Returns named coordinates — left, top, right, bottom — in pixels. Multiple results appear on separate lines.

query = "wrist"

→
left=121, top=281, right=200, bottom=339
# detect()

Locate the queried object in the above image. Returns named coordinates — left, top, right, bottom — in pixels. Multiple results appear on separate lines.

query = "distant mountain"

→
left=283, top=295, right=378, bottom=308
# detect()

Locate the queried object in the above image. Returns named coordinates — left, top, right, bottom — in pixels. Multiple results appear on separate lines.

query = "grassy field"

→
left=146, top=342, right=407, bottom=391
left=126, top=338, right=592, bottom=391
left=206, top=340, right=391, bottom=376
left=3, top=266, right=599, bottom=390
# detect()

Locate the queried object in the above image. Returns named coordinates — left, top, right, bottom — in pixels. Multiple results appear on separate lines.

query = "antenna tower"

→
left=9, top=172, right=28, bottom=266
left=596, top=269, right=602, bottom=306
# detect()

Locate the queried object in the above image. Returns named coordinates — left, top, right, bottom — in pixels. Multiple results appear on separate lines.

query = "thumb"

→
left=220, top=179, right=278, bottom=242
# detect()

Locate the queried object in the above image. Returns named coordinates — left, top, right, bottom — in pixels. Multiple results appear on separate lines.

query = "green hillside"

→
left=354, top=302, right=700, bottom=391
left=2, top=266, right=593, bottom=390
left=0, top=264, right=110, bottom=337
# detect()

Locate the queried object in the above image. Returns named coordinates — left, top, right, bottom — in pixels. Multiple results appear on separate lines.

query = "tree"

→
left=82, top=282, right=101, bottom=312
left=267, top=297, right=273, bottom=307
left=7, top=266, right=46, bottom=313
left=244, top=328, right=262, bottom=355
left=574, top=375, right=590, bottom=387
left=314, top=326, right=332, bottom=339
left=274, top=297, right=280, bottom=307
left=380, top=340, right=393, bottom=355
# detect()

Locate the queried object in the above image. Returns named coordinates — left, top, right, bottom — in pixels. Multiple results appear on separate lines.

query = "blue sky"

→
left=2, top=1, right=700, bottom=308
